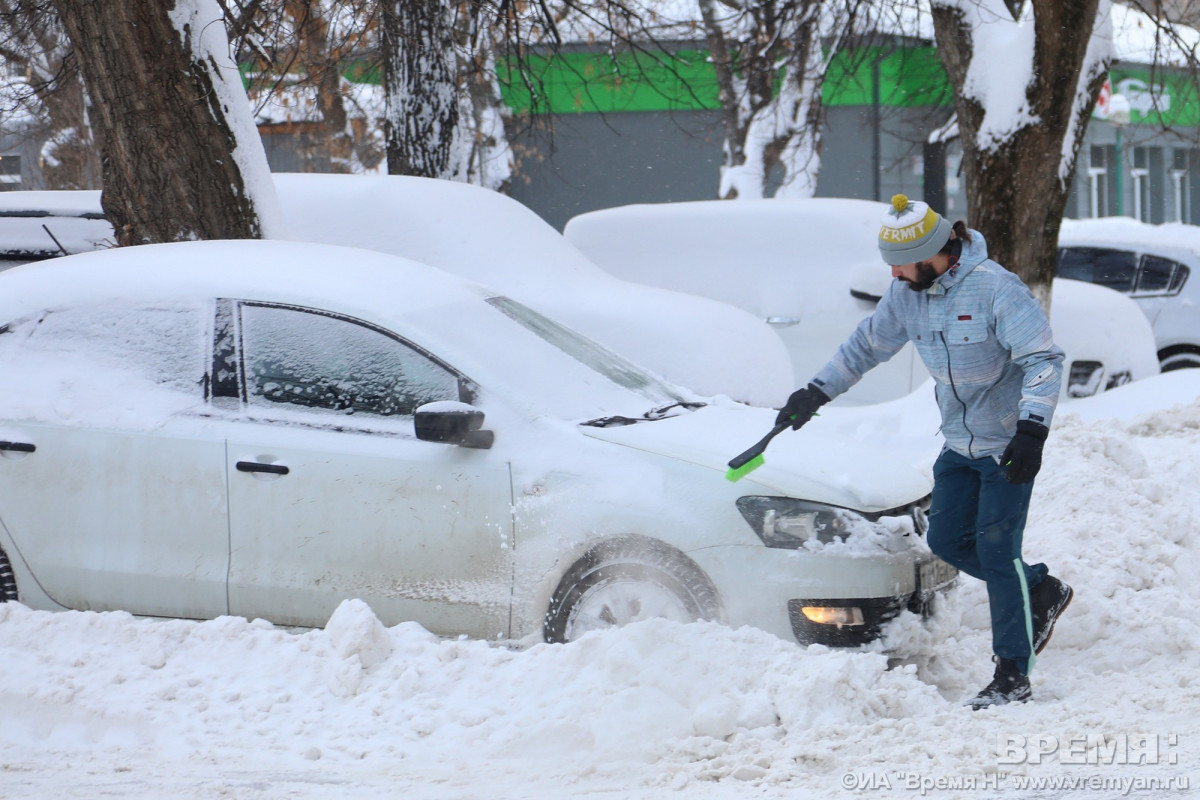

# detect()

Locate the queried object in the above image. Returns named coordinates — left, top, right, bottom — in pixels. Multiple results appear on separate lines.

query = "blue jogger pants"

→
left=927, top=448, right=1048, bottom=675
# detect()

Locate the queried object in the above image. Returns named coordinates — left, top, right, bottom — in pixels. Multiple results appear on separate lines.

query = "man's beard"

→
left=899, top=261, right=939, bottom=291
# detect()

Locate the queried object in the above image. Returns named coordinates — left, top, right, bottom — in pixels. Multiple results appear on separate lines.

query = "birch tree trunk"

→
left=698, top=0, right=845, bottom=200
left=382, top=0, right=458, bottom=178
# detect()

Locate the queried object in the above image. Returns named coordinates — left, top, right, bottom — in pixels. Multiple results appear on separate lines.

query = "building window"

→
left=1087, top=145, right=1117, bottom=218
left=0, top=154, right=21, bottom=190
left=1170, top=149, right=1187, bottom=222
left=1171, top=149, right=1198, bottom=223
left=1131, top=147, right=1164, bottom=223
left=1132, top=147, right=1150, bottom=221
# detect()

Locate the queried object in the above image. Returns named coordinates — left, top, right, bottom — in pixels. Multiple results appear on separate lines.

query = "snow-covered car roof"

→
left=0, top=178, right=795, bottom=407
left=565, top=198, right=1161, bottom=399
left=565, top=197, right=885, bottom=321
left=270, top=173, right=793, bottom=407
left=0, top=239, right=692, bottom=423
left=1060, top=217, right=1200, bottom=264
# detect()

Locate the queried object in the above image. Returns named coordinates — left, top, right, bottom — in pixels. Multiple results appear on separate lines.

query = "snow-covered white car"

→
left=0, top=178, right=794, bottom=408
left=0, top=191, right=112, bottom=268
left=565, top=199, right=1160, bottom=404
left=0, top=240, right=954, bottom=647
left=1059, top=217, right=1200, bottom=371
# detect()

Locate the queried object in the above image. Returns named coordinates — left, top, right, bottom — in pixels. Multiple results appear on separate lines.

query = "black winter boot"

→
left=967, top=657, right=1031, bottom=710
left=1031, top=575, right=1073, bottom=654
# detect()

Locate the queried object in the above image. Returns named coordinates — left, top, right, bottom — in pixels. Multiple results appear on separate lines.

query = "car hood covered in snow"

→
left=579, top=404, right=932, bottom=513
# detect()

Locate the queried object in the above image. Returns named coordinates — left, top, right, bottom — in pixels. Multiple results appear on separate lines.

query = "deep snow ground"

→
left=2, top=374, right=1200, bottom=799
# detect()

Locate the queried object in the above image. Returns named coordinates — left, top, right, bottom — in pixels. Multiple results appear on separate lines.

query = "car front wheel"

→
left=543, top=535, right=721, bottom=643
left=1159, top=345, right=1200, bottom=372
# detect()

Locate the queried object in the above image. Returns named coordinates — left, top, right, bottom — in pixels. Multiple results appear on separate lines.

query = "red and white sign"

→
left=1094, top=78, right=1112, bottom=119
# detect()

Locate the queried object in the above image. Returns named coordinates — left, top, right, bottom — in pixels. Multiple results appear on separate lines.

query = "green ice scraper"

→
left=725, top=421, right=791, bottom=482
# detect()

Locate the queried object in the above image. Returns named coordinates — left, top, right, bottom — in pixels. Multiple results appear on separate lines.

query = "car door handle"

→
left=236, top=461, right=289, bottom=476
left=0, top=441, right=35, bottom=453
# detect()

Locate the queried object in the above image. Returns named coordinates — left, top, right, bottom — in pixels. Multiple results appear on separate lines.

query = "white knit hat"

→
left=878, top=194, right=952, bottom=265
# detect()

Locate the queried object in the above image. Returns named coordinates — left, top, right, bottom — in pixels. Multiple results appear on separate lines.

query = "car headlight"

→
left=736, top=496, right=868, bottom=548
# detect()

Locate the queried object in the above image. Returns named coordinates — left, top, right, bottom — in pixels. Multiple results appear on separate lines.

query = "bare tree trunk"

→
left=932, top=0, right=1107, bottom=310
left=52, top=0, right=270, bottom=245
left=699, top=0, right=745, bottom=196
left=0, top=0, right=101, bottom=190
left=39, top=65, right=101, bottom=190
left=382, top=0, right=458, bottom=178
left=698, top=0, right=849, bottom=200
left=280, top=0, right=386, bottom=173
left=453, top=1, right=512, bottom=191
left=285, top=0, right=353, bottom=172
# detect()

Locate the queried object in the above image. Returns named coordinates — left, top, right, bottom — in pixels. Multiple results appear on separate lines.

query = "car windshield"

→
left=485, top=296, right=688, bottom=407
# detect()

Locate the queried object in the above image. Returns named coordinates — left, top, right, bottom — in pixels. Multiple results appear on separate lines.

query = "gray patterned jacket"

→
left=812, top=229, right=1064, bottom=459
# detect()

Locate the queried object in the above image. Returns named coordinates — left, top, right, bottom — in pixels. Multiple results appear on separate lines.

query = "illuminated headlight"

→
left=736, top=496, right=865, bottom=548
left=801, top=606, right=865, bottom=627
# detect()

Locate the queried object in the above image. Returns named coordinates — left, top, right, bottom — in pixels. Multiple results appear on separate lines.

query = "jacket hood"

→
left=959, top=228, right=989, bottom=268
left=579, top=404, right=932, bottom=513
left=931, top=228, right=988, bottom=294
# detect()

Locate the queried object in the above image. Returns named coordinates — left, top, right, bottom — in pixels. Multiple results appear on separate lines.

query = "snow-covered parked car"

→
left=1059, top=217, right=1200, bottom=371
left=565, top=199, right=1160, bottom=404
left=0, top=178, right=794, bottom=408
left=0, top=240, right=955, bottom=647
left=0, top=191, right=112, bottom=269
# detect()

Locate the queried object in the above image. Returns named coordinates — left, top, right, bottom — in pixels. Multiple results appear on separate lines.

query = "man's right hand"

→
left=775, top=384, right=830, bottom=430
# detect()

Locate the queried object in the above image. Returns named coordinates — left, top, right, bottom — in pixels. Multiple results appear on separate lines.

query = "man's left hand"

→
left=1001, top=420, right=1049, bottom=484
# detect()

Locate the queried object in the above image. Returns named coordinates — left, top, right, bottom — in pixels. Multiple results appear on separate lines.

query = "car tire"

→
left=1159, top=345, right=1200, bottom=372
left=0, top=546, right=18, bottom=602
left=543, top=535, right=721, bottom=643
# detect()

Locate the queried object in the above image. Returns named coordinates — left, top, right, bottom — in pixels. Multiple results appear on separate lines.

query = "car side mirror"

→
left=414, top=401, right=494, bottom=449
left=848, top=261, right=889, bottom=304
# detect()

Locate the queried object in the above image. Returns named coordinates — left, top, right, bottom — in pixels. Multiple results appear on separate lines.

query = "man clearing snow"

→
left=776, top=195, right=1074, bottom=709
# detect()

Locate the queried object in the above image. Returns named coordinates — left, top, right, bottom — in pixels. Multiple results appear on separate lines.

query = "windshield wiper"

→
left=645, top=401, right=706, bottom=419
left=581, top=401, right=706, bottom=428
left=580, top=415, right=641, bottom=428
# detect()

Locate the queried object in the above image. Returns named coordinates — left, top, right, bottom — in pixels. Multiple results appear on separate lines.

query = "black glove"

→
left=775, top=383, right=829, bottom=430
left=1001, top=420, right=1049, bottom=484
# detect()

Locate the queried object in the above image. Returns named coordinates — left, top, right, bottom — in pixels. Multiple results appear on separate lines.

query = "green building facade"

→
left=498, top=42, right=1200, bottom=231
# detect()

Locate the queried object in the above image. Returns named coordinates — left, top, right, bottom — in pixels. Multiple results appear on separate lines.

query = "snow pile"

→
left=2, top=375, right=1200, bottom=799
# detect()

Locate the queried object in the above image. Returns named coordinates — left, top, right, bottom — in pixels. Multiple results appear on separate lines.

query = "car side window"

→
left=1137, top=255, right=1177, bottom=294
left=239, top=304, right=461, bottom=419
left=1057, top=248, right=1138, bottom=293
left=1133, top=255, right=1190, bottom=297
left=1171, top=264, right=1191, bottom=294
left=3, top=303, right=207, bottom=393
left=0, top=301, right=208, bottom=426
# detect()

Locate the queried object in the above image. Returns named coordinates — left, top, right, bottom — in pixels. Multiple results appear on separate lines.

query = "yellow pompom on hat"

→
left=877, top=193, right=952, bottom=265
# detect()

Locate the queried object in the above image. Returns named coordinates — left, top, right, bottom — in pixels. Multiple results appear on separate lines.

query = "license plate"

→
left=917, top=557, right=958, bottom=595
